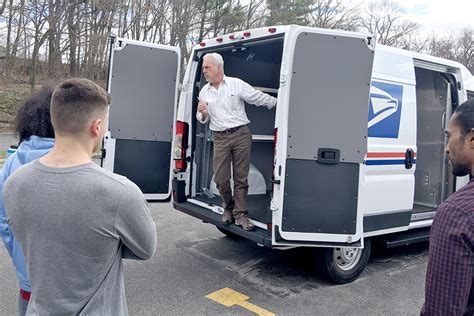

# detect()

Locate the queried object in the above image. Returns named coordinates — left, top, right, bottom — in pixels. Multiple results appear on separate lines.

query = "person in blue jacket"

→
left=0, top=87, right=55, bottom=315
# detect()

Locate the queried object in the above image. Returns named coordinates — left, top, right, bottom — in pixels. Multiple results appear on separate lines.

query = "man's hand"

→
left=198, top=100, right=209, bottom=117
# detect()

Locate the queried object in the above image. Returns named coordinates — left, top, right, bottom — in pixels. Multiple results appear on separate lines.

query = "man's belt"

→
left=213, top=125, right=246, bottom=134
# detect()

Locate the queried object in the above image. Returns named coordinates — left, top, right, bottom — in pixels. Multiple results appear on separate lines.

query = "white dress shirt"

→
left=197, top=76, right=277, bottom=131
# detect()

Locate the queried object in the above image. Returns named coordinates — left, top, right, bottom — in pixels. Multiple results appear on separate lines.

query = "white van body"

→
left=103, top=25, right=474, bottom=283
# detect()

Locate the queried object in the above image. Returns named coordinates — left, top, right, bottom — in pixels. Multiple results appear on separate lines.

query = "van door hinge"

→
left=270, top=198, right=278, bottom=211
left=280, top=73, right=287, bottom=84
left=270, top=176, right=280, bottom=185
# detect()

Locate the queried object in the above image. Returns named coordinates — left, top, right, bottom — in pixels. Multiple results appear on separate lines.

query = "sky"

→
left=381, top=0, right=474, bottom=36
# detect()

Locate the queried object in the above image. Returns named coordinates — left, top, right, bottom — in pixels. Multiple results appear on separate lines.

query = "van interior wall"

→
left=192, top=39, right=283, bottom=220
left=413, top=68, right=454, bottom=212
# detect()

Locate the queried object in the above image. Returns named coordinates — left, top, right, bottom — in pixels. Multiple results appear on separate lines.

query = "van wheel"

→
left=319, top=238, right=371, bottom=284
left=216, top=226, right=241, bottom=238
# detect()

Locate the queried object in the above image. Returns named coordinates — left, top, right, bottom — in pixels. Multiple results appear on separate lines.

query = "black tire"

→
left=216, top=226, right=241, bottom=239
left=318, top=238, right=371, bottom=284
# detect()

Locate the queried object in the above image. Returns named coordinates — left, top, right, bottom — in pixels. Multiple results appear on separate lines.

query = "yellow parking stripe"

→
left=206, top=287, right=275, bottom=316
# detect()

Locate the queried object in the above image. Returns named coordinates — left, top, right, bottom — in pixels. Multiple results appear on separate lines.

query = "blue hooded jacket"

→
left=0, top=136, right=54, bottom=292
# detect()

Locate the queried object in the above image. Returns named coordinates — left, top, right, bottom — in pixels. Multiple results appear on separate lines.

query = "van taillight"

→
left=273, top=128, right=278, bottom=151
left=174, top=120, right=189, bottom=171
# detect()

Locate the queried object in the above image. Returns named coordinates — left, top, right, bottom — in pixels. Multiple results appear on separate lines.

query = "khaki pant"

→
left=213, top=125, right=252, bottom=215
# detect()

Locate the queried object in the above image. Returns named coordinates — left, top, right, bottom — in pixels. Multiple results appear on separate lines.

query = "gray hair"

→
left=204, top=53, right=224, bottom=72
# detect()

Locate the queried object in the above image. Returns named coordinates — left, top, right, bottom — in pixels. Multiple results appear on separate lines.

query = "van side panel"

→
left=282, top=160, right=358, bottom=234
left=359, top=48, right=417, bottom=233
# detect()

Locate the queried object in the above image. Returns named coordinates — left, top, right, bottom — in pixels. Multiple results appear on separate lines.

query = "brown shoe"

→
left=234, top=213, right=255, bottom=231
left=221, top=209, right=233, bottom=225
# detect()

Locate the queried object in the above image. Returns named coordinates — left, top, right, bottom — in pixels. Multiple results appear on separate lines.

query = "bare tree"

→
left=1, top=0, right=471, bottom=92
left=398, top=29, right=472, bottom=73
left=0, top=0, right=7, bottom=16
left=359, top=0, right=418, bottom=46
left=244, top=0, right=265, bottom=29
left=455, top=28, right=473, bottom=73
left=266, top=0, right=314, bottom=26
left=47, top=0, right=68, bottom=78
left=24, top=0, right=50, bottom=88
left=305, top=0, right=360, bottom=31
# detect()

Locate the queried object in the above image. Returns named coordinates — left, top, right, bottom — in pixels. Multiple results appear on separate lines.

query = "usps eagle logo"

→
left=368, top=81, right=404, bottom=138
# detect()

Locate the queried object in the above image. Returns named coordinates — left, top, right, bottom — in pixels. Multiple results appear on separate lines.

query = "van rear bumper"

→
left=173, top=201, right=273, bottom=247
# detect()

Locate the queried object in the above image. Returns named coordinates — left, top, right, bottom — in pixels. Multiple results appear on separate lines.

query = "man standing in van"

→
left=421, top=99, right=474, bottom=315
left=197, top=53, right=277, bottom=231
left=3, top=78, right=157, bottom=314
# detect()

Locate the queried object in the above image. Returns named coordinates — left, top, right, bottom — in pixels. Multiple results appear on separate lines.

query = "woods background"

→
left=0, top=0, right=472, bottom=132
left=1, top=0, right=473, bottom=87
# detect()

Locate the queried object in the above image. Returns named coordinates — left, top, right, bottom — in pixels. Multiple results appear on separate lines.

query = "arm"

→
left=196, top=100, right=209, bottom=124
left=0, top=161, right=14, bottom=257
left=196, top=90, right=210, bottom=124
left=421, top=204, right=473, bottom=315
left=115, top=182, right=157, bottom=260
left=238, top=80, right=277, bottom=109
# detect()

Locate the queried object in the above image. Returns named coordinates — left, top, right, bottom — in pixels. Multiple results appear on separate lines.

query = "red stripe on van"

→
left=366, top=152, right=416, bottom=158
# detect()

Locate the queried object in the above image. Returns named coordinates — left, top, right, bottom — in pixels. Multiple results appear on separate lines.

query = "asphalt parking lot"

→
left=0, top=133, right=429, bottom=315
left=0, top=200, right=429, bottom=315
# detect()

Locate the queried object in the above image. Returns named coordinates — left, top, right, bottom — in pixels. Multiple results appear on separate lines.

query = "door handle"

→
left=405, top=148, right=414, bottom=169
left=441, top=111, right=446, bottom=131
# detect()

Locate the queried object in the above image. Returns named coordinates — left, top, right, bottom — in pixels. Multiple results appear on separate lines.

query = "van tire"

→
left=216, top=226, right=241, bottom=238
left=319, top=238, right=371, bottom=284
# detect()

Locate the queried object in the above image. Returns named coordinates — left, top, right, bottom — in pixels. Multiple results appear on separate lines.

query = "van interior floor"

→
left=194, top=193, right=271, bottom=223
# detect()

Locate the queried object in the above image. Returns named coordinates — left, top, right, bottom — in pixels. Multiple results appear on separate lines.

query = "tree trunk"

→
left=67, top=0, right=78, bottom=76
left=3, top=0, right=13, bottom=75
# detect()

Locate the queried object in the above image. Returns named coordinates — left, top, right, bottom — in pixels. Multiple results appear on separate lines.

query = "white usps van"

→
left=102, top=25, right=474, bottom=283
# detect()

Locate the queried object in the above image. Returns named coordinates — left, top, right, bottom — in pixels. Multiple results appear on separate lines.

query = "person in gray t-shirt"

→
left=3, top=78, right=157, bottom=315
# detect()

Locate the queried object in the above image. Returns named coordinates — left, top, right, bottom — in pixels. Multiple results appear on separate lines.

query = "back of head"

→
left=15, top=87, right=55, bottom=143
left=51, top=78, right=110, bottom=136
left=453, top=99, right=474, bottom=137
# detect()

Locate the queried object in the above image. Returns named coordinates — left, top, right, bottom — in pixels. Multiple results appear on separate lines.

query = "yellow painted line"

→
left=206, top=287, right=275, bottom=316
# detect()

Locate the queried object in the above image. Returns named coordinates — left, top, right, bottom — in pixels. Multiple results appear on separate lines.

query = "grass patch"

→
left=0, top=150, right=6, bottom=160
left=0, top=84, right=31, bottom=133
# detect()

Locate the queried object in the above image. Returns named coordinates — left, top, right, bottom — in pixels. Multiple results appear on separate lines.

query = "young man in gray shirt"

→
left=3, top=78, right=157, bottom=315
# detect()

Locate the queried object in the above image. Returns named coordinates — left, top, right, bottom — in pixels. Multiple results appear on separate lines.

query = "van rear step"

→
left=378, top=228, right=430, bottom=248
left=174, top=201, right=272, bottom=247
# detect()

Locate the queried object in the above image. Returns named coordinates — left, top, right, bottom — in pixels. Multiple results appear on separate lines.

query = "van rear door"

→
left=274, top=28, right=374, bottom=246
left=103, top=37, right=180, bottom=200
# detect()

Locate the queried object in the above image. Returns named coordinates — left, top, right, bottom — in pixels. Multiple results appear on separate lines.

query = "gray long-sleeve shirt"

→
left=3, top=160, right=157, bottom=315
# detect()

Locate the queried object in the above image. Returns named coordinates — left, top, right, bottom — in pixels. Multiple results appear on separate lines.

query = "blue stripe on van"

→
left=365, top=159, right=416, bottom=166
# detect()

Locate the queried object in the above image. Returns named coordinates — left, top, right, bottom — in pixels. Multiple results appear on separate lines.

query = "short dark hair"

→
left=14, top=86, right=55, bottom=143
left=453, top=99, right=474, bottom=137
left=51, top=78, right=110, bottom=135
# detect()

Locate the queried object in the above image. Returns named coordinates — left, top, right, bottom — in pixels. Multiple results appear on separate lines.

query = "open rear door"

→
left=103, top=37, right=180, bottom=200
left=274, top=28, right=374, bottom=246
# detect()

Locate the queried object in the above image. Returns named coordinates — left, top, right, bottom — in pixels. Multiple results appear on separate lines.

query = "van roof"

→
left=194, top=24, right=473, bottom=87
left=194, top=25, right=371, bottom=49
